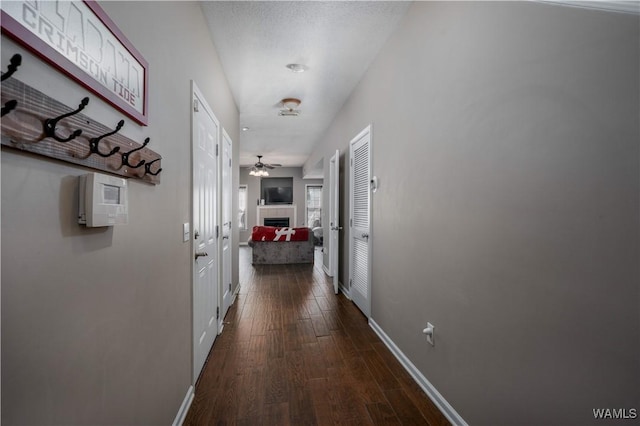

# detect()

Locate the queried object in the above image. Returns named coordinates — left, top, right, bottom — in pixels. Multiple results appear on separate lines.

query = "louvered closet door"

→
left=349, top=125, right=371, bottom=318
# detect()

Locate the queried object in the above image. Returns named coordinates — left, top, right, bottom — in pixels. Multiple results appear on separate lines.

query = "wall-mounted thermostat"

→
left=78, top=172, right=128, bottom=227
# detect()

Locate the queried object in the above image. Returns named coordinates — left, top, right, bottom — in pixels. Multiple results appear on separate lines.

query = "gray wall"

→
left=1, top=1, right=239, bottom=424
left=304, top=2, right=639, bottom=425
left=239, top=167, right=322, bottom=242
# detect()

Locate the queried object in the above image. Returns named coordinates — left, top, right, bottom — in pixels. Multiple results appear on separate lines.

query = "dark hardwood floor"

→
left=184, top=247, right=450, bottom=426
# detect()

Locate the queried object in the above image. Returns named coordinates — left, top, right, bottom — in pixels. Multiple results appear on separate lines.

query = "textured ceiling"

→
left=200, top=1, right=411, bottom=168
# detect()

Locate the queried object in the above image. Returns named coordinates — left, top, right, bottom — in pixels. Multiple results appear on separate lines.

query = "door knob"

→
left=222, top=236, right=229, bottom=240
left=195, top=251, right=208, bottom=259
left=362, top=233, right=369, bottom=239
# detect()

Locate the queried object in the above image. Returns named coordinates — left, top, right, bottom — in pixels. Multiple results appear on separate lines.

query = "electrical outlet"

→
left=423, top=322, right=435, bottom=346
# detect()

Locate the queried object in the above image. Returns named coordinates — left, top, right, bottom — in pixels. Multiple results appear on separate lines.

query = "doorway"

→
left=191, top=81, right=220, bottom=383
left=349, top=125, right=372, bottom=318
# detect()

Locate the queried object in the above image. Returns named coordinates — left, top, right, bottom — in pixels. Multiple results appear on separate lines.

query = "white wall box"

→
left=78, top=172, right=129, bottom=227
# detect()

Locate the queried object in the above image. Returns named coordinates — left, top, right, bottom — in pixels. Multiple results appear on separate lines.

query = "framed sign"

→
left=1, top=0, right=149, bottom=125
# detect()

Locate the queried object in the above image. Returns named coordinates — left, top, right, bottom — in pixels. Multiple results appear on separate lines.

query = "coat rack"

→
left=1, top=55, right=162, bottom=185
left=2, top=54, right=22, bottom=117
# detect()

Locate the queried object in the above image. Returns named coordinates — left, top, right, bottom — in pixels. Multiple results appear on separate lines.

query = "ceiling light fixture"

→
left=242, top=126, right=250, bottom=131
left=279, top=98, right=301, bottom=116
left=281, top=98, right=301, bottom=110
left=249, top=167, right=269, bottom=177
left=286, top=63, right=307, bottom=73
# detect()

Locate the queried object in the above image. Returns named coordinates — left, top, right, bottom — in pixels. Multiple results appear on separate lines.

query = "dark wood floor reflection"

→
left=184, top=247, right=450, bottom=426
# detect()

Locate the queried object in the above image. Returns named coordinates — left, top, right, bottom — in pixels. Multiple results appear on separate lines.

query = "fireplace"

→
left=264, top=217, right=290, bottom=227
left=257, top=205, right=297, bottom=228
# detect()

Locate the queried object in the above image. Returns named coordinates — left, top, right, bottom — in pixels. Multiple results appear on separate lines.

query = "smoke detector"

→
left=286, top=63, right=308, bottom=73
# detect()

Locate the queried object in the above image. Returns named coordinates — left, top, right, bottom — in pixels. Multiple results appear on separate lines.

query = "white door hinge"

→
left=193, top=99, right=199, bottom=112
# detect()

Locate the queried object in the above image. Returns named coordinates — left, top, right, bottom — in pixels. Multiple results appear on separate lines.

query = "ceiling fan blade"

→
left=267, top=163, right=282, bottom=167
left=264, top=165, right=275, bottom=169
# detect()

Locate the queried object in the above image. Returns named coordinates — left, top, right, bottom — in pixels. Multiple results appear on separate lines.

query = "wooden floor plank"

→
left=184, top=247, right=450, bottom=426
left=367, top=402, right=402, bottom=425
left=384, top=388, right=430, bottom=426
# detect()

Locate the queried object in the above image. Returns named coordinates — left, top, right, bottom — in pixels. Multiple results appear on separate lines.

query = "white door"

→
left=349, top=126, right=372, bottom=318
left=329, top=149, right=340, bottom=295
left=221, top=128, right=233, bottom=319
left=192, top=82, right=219, bottom=383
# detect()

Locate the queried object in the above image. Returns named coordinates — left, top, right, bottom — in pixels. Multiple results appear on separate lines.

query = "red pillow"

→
left=251, top=226, right=309, bottom=242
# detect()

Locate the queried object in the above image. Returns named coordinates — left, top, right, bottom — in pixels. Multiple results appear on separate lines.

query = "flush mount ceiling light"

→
left=281, top=98, right=300, bottom=110
left=286, top=63, right=307, bottom=73
left=279, top=98, right=301, bottom=116
left=242, top=126, right=250, bottom=131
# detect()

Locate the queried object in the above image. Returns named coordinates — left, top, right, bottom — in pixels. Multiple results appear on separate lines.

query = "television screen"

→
left=265, top=187, right=292, bottom=204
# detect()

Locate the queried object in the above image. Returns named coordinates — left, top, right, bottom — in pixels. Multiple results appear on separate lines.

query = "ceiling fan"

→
left=249, top=155, right=281, bottom=176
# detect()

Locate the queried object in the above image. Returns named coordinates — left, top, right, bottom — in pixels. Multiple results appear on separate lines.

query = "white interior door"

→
left=329, top=149, right=340, bottom=295
left=221, top=129, right=233, bottom=319
left=349, top=126, right=371, bottom=318
left=192, top=82, right=219, bottom=383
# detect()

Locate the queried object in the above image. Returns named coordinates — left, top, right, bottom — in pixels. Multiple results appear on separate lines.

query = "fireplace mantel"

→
left=257, top=205, right=297, bottom=227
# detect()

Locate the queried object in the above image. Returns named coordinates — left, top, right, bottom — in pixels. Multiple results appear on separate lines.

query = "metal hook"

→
left=1, top=54, right=22, bottom=82
left=121, top=137, right=149, bottom=168
left=89, top=120, right=124, bottom=158
left=1, top=100, right=18, bottom=117
left=144, top=158, right=162, bottom=176
left=43, top=97, right=89, bottom=142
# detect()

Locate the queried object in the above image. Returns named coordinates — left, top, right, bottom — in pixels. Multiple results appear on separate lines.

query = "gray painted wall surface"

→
left=304, top=2, right=639, bottom=424
left=1, top=1, right=239, bottom=424
left=239, top=167, right=322, bottom=243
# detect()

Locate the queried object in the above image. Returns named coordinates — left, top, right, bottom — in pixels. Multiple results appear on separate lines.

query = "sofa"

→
left=248, top=226, right=314, bottom=265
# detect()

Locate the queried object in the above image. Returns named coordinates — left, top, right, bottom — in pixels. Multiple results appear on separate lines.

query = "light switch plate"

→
left=183, top=223, right=190, bottom=242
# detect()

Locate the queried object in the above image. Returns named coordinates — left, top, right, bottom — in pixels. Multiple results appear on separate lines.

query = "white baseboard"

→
left=322, top=264, right=332, bottom=277
left=368, top=319, right=467, bottom=426
left=172, top=385, right=194, bottom=426
left=339, top=282, right=350, bottom=299
left=231, top=283, right=240, bottom=305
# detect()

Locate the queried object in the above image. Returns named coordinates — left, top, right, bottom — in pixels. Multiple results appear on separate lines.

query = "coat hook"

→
left=1, top=99, right=18, bottom=117
left=121, top=137, right=149, bottom=168
left=89, top=119, right=124, bottom=158
left=1, top=54, right=22, bottom=82
left=43, top=97, right=89, bottom=142
left=144, top=158, right=162, bottom=176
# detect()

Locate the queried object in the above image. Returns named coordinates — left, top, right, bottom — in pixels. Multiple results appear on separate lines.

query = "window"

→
left=239, top=185, right=248, bottom=230
left=306, top=185, right=322, bottom=228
